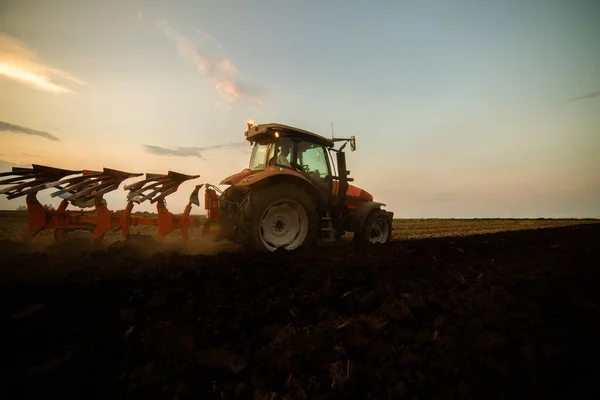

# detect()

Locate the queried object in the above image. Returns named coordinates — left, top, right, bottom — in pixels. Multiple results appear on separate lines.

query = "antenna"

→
left=331, top=121, right=334, bottom=139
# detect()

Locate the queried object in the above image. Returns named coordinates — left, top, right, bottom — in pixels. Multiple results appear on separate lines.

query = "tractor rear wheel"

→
left=236, top=182, right=318, bottom=252
left=354, top=209, right=392, bottom=244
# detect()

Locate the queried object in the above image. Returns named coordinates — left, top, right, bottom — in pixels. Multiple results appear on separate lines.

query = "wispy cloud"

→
left=0, top=121, right=60, bottom=141
left=22, top=152, right=51, bottom=159
left=158, top=21, right=263, bottom=104
left=568, top=91, right=600, bottom=103
left=144, top=142, right=248, bottom=159
left=0, top=34, right=86, bottom=94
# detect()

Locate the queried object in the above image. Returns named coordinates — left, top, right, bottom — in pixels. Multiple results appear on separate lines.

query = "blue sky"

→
left=0, top=0, right=599, bottom=217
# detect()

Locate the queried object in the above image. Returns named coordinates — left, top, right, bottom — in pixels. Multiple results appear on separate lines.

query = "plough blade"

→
left=50, top=168, right=143, bottom=208
left=0, top=164, right=81, bottom=199
left=121, top=171, right=202, bottom=241
left=189, top=185, right=203, bottom=207
left=125, top=171, right=200, bottom=204
left=0, top=164, right=209, bottom=244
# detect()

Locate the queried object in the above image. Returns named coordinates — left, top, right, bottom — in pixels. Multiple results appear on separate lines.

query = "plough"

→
left=0, top=164, right=214, bottom=243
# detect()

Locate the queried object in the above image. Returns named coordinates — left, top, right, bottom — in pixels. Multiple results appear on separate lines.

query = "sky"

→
left=0, top=0, right=599, bottom=218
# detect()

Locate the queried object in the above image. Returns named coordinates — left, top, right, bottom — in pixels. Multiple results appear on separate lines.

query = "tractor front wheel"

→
left=354, top=209, right=392, bottom=244
left=236, top=182, right=318, bottom=252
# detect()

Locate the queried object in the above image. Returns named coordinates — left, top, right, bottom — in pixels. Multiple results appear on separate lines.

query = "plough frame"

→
left=0, top=164, right=212, bottom=243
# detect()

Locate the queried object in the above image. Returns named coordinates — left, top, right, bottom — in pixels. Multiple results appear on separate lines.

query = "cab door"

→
left=296, top=141, right=332, bottom=204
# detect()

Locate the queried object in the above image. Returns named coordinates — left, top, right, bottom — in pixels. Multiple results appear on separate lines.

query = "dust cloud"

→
left=0, top=229, right=242, bottom=258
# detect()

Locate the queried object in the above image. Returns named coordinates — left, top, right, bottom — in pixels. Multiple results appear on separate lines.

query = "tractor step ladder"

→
left=320, top=211, right=336, bottom=242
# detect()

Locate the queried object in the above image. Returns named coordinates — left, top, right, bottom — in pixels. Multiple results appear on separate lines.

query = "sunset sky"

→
left=1, top=0, right=599, bottom=218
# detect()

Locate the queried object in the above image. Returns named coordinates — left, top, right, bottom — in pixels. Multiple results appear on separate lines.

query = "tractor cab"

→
left=248, top=131, right=331, bottom=179
left=243, top=121, right=357, bottom=206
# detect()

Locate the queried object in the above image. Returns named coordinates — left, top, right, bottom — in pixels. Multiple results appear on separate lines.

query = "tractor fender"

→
left=234, top=166, right=311, bottom=188
left=351, top=201, right=387, bottom=232
left=219, top=168, right=252, bottom=185
left=234, top=169, right=324, bottom=208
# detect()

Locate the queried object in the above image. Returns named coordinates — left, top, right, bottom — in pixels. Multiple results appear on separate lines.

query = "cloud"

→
left=158, top=21, right=263, bottom=104
left=0, top=34, right=86, bottom=94
left=134, top=11, right=144, bottom=20
left=568, top=91, right=600, bottom=103
left=144, top=142, right=249, bottom=159
left=22, top=152, right=51, bottom=159
left=0, top=121, right=60, bottom=141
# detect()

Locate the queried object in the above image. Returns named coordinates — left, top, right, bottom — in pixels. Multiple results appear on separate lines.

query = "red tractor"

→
left=203, top=121, right=393, bottom=252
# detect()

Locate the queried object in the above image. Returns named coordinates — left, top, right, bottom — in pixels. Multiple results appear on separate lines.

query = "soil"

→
left=1, top=223, right=599, bottom=399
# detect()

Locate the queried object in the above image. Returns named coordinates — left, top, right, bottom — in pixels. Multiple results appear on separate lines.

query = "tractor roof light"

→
left=247, top=120, right=254, bottom=128
left=274, top=131, right=280, bottom=138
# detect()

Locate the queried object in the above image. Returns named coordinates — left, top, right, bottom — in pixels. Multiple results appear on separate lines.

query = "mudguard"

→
left=234, top=166, right=311, bottom=188
left=350, top=201, right=387, bottom=232
left=220, top=169, right=252, bottom=185
left=232, top=167, right=328, bottom=209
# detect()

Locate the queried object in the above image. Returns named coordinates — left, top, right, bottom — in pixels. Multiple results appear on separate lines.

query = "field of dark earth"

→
left=1, top=220, right=599, bottom=399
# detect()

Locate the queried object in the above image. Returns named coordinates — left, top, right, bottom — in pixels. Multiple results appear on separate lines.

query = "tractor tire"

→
left=235, top=182, right=318, bottom=252
left=353, top=208, right=392, bottom=244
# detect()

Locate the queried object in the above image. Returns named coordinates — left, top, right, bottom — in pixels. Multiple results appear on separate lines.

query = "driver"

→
left=277, top=142, right=292, bottom=167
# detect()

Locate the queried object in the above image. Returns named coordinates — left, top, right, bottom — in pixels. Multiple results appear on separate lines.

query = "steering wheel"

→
left=291, top=162, right=307, bottom=174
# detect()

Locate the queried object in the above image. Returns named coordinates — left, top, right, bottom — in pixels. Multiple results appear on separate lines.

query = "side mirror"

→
left=350, top=136, right=356, bottom=151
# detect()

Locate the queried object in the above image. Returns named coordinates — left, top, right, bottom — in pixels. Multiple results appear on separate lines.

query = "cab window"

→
left=268, top=137, right=294, bottom=168
left=297, top=142, right=329, bottom=180
left=249, top=142, right=269, bottom=170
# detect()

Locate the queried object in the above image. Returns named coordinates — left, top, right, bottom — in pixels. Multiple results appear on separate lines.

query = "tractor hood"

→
left=333, top=181, right=374, bottom=202
left=348, top=183, right=374, bottom=202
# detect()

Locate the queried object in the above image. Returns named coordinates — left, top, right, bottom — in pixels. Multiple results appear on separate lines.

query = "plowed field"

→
left=1, top=217, right=599, bottom=399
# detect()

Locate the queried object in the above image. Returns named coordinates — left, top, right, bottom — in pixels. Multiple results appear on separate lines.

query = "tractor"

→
left=0, top=121, right=393, bottom=250
left=203, top=121, right=394, bottom=252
